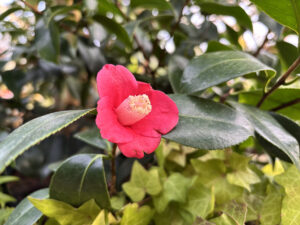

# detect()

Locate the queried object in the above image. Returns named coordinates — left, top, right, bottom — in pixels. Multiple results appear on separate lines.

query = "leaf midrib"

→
left=78, top=155, right=102, bottom=203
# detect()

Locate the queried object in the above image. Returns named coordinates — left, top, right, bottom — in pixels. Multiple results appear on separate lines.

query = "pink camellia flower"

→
left=96, top=64, right=179, bottom=158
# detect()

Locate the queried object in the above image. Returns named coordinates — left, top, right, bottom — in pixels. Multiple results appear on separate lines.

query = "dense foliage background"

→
left=0, top=0, right=300, bottom=224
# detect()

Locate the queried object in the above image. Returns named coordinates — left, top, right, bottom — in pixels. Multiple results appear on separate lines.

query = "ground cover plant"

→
left=0, top=0, right=300, bottom=224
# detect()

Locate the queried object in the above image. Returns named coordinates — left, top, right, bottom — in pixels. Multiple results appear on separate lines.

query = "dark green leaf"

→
left=250, top=0, right=300, bottom=34
left=0, top=7, right=23, bottom=21
left=35, top=19, right=60, bottom=63
left=77, top=40, right=106, bottom=74
left=206, top=41, right=233, bottom=53
left=230, top=102, right=300, bottom=169
left=168, top=55, right=189, bottom=93
left=277, top=41, right=300, bottom=74
left=239, top=89, right=300, bottom=121
left=49, top=154, right=111, bottom=209
left=93, top=15, right=132, bottom=48
left=1, top=69, right=26, bottom=97
left=4, top=189, right=49, bottom=225
left=74, top=127, right=111, bottom=150
left=130, top=0, right=172, bottom=10
left=0, top=109, right=94, bottom=173
left=98, top=0, right=124, bottom=18
left=198, top=2, right=252, bottom=30
left=48, top=5, right=81, bottom=24
left=180, top=51, right=275, bottom=94
left=271, top=112, right=300, bottom=144
left=163, top=95, right=253, bottom=150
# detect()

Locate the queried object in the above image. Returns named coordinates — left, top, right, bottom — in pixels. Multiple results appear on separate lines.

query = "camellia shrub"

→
left=0, top=0, right=300, bottom=224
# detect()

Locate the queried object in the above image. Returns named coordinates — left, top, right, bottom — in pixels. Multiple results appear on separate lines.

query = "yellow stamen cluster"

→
left=128, top=94, right=152, bottom=115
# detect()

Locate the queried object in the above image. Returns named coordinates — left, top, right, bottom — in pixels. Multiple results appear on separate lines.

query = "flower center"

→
left=116, top=94, right=152, bottom=126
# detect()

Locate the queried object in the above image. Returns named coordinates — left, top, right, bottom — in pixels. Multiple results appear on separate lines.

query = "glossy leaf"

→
left=49, top=154, right=111, bottom=209
left=29, top=198, right=100, bottom=225
left=230, top=102, right=300, bottom=169
left=74, top=127, right=111, bottom=150
left=206, top=41, right=233, bottom=53
left=239, top=89, right=300, bottom=121
left=130, top=0, right=171, bottom=10
left=0, top=109, right=94, bottom=173
left=121, top=203, right=154, bottom=225
left=271, top=112, right=300, bottom=145
left=4, top=189, right=49, bottom=225
left=93, top=15, right=132, bottom=48
left=122, top=161, right=161, bottom=202
left=198, top=2, right=252, bottom=30
left=163, top=95, right=253, bottom=150
left=180, top=51, right=275, bottom=94
left=250, top=0, right=300, bottom=33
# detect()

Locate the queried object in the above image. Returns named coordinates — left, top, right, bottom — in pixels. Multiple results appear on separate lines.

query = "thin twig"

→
left=158, top=0, right=190, bottom=68
left=114, top=0, right=157, bottom=86
left=169, top=0, right=190, bottom=37
left=253, top=29, right=270, bottom=57
left=256, top=55, right=300, bottom=107
left=21, top=0, right=42, bottom=15
left=271, top=98, right=300, bottom=111
left=110, top=144, right=117, bottom=195
left=138, top=196, right=151, bottom=206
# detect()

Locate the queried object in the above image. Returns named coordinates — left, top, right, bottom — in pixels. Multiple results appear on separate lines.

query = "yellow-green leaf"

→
left=122, top=161, right=162, bottom=202
left=121, top=203, right=154, bottom=225
left=28, top=198, right=100, bottom=225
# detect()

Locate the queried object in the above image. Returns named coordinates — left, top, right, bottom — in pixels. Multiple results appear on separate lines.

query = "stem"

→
left=138, top=196, right=151, bottom=206
left=158, top=0, right=190, bottom=68
left=256, top=55, right=300, bottom=107
left=21, top=0, right=42, bottom=15
left=271, top=98, right=300, bottom=111
left=169, top=0, right=190, bottom=37
left=110, top=144, right=117, bottom=195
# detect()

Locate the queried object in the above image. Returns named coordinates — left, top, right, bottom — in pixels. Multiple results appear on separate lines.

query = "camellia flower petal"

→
left=96, top=64, right=179, bottom=158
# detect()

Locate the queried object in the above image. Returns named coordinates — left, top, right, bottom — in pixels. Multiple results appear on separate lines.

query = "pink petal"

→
left=97, top=64, right=138, bottom=107
left=136, top=81, right=152, bottom=94
left=131, top=90, right=179, bottom=137
left=118, top=134, right=161, bottom=158
left=96, top=97, right=134, bottom=143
